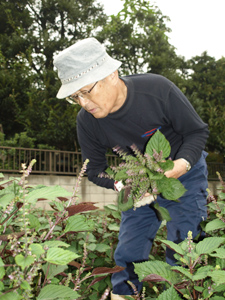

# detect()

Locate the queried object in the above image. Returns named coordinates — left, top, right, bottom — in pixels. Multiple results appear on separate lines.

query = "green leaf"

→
left=160, top=240, right=185, bottom=256
left=0, top=257, right=4, bottom=267
left=205, top=219, right=225, bottom=232
left=37, top=284, right=80, bottom=300
left=214, top=283, right=225, bottom=292
left=26, top=186, right=72, bottom=204
left=115, top=169, right=128, bottom=181
left=42, top=263, right=68, bottom=280
left=171, top=266, right=192, bottom=279
left=87, top=243, right=96, bottom=251
left=0, top=292, right=23, bottom=300
left=192, top=266, right=213, bottom=281
left=0, top=193, right=15, bottom=209
left=27, top=213, right=41, bottom=230
left=196, top=237, right=225, bottom=255
left=30, top=243, right=45, bottom=259
left=194, top=285, right=204, bottom=292
left=15, top=254, right=35, bottom=270
left=153, top=203, right=171, bottom=221
left=108, top=224, right=120, bottom=231
left=104, top=204, right=118, bottom=211
left=95, top=244, right=111, bottom=253
left=218, top=192, right=225, bottom=200
left=20, top=280, right=31, bottom=290
left=105, top=167, right=115, bottom=177
left=210, top=270, right=225, bottom=284
left=134, top=261, right=179, bottom=284
left=146, top=169, right=164, bottom=180
left=0, top=267, right=5, bottom=280
left=42, top=241, right=70, bottom=248
left=210, top=248, right=225, bottom=259
left=145, top=130, right=171, bottom=159
left=158, top=286, right=182, bottom=300
left=64, top=214, right=95, bottom=233
left=157, top=177, right=187, bottom=200
left=158, top=160, right=174, bottom=172
left=50, top=200, right=65, bottom=212
left=45, top=248, right=80, bottom=265
left=0, top=281, right=4, bottom=291
left=117, top=189, right=133, bottom=211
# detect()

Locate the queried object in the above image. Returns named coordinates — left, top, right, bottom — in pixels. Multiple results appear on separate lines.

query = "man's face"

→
left=68, top=73, right=125, bottom=119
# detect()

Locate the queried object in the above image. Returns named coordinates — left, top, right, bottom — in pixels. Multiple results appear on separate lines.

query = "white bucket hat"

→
left=54, top=37, right=122, bottom=99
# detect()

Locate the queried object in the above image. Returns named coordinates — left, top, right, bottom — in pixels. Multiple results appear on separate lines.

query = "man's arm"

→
left=77, top=111, right=115, bottom=189
left=165, top=83, right=209, bottom=167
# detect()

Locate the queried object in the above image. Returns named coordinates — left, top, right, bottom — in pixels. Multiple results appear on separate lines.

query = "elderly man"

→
left=54, top=38, right=209, bottom=299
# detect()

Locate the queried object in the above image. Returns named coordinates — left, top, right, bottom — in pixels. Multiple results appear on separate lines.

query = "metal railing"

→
left=0, top=146, right=224, bottom=180
left=0, top=146, right=120, bottom=177
left=207, top=162, right=225, bottom=181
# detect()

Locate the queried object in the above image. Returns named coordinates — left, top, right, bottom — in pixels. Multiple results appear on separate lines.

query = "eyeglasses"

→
left=66, top=81, right=98, bottom=105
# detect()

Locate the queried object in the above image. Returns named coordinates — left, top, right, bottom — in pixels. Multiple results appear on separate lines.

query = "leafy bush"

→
left=0, top=132, right=36, bottom=148
left=0, top=159, right=123, bottom=299
left=133, top=173, right=225, bottom=300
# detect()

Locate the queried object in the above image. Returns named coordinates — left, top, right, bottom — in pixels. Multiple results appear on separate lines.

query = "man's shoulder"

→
left=123, top=73, right=168, bottom=81
left=123, top=73, right=172, bottom=88
left=122, top=73, right=173, bottom=97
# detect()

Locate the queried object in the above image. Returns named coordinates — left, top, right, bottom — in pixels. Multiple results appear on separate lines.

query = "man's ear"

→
left=109, top=70, right=119, bottom=85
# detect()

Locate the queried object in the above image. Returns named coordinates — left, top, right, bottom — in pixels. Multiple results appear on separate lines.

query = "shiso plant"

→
left=0, top=159, right=124, bottom=300
left=133, top=175, right=225, bottom=299
left=103, top=130, right=187, bottom=215
left=134, top=231, right=225, bottom=300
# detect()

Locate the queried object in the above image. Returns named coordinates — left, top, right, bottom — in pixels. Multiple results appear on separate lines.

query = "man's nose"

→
left=79, top=96, right=90, bottom=106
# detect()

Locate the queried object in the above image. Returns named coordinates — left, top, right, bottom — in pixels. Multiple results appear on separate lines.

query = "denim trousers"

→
left=111, top=151, right=208, bottom=295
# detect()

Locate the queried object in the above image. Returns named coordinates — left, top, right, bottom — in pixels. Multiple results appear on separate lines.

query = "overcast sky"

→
left=99, top=0, right=225, bottom=60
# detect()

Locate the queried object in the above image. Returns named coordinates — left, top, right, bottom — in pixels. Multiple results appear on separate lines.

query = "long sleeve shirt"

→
left=77, top=73, right=209, bottom=190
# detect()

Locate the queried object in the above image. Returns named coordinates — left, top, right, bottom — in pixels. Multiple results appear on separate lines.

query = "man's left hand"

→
left=164, top=159, right=188, bottom=179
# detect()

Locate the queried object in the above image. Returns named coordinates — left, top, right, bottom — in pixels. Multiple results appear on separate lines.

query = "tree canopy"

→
left=0, top=0, right=224, bottom=159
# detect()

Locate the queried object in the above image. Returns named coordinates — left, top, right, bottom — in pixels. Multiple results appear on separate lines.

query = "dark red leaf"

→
left=143, top=274, right=167, bottom=282
left=58, top=272, right=68, bottom=277
left=68, top=261, right=81, bottom=268
left=68, top=261, right=92, bottom=271
left=58, top=197, right=69, bottom=202
left=16, top=202, right=23, bottom=209
left=91, top=266, right=125, bottom=276
left=88, top=276, right=107, bottom=288
left=175, top=281, right=189, bottom=289
left=66, top=202, right=98, bottom=216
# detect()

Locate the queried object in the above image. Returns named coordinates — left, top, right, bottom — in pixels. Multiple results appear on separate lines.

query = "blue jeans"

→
left=111, top=151, right=208, bottom=295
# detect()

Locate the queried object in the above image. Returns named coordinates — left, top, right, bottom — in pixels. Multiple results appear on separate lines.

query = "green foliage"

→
left=0, top=0, right=107, bottom=150
left=203, top=172, right=225, bottom=236
left=0, top=0, right=223, bottom=155
left=133, top=175, right=225, bottom=300
left=0, top=160, right=122, bottom=299
left=0, top=160, right=225, bottom=299
left=134, top=232, right=225, bottom=299
left=104, top=131, right=186, bottom=218
left=0, top=132, right=36, bottom=148
left=185, top=53, right=225, bottom=155
left=98, top=0, right=182, bottom=82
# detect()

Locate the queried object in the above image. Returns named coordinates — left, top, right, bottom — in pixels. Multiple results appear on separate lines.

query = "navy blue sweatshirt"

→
left=77, top=74, right=209, bottom=190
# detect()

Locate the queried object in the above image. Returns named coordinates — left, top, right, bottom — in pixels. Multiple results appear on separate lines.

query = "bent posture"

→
left=54, top=38, right=209, bottom=299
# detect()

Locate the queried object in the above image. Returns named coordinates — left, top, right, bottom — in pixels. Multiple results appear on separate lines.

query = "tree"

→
left=0, top=0, right=107, bottom=150
left=185, top=52, right=225, bottom=156
left=97, top=0, right=186, bottom=87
